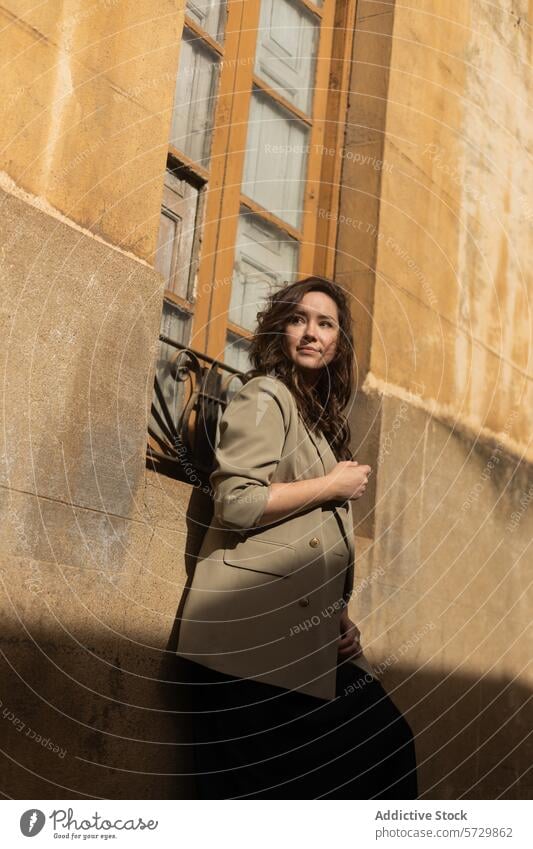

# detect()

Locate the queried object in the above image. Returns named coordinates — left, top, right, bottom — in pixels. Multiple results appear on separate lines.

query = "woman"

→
left=176, top=275, right=418, bottom=799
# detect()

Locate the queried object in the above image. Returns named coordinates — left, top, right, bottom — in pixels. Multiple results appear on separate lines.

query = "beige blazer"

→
left=176, top=374, right=374, bottom=700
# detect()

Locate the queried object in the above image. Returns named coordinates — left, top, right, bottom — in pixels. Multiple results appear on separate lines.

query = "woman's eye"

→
left=287, top=315, right=334, bottom=327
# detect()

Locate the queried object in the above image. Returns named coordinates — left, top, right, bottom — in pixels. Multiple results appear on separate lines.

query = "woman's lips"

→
left=298, top=347, right=319, bottom=353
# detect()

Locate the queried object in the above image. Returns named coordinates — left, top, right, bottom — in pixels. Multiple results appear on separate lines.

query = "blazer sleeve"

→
left=210, top=376, right=290, bottom=531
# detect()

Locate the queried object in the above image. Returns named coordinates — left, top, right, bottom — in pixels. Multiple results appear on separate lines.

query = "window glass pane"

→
left=224, top=331, right=253, bottom=373
left=156, top=213, right=177, bottom=286
left=170, top=29, right=220, bottom=166
left=255, top=0, right=319, bottom=114
left=160, top=299, right=192, bottom=348
left=186, top=0, right=226, bottom=43
left=155, top=169, right=200, bottom=301
left=228, top=207, right=299, bottom=332
left=152, top=300, right=192, bottom=446
left=242, top=88, right=309, bottom=228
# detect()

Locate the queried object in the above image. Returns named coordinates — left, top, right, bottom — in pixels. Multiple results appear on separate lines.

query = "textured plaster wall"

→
left=0, top=186, right=201, bottom=797
left=354, top=394, right=532, bottom=798
left=373, top=0, right=531, bottom=452
left=339, top=0, right=531, bottom=454
left=0, top=1, right=193, bottom=796
left=0, top=0, right=184, bottom=261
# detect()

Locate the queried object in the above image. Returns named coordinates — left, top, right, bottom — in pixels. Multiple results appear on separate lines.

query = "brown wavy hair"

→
left=246, top=275, right=355, bottom=461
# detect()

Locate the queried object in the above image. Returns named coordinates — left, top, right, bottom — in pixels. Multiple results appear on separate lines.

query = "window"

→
left=254, top=0, right=319, bottom=114
left=224, top=205, right=300, bottom=371
left=169, top=28, right=221, bottom=167
left=149, top=0, right=357, bottom=462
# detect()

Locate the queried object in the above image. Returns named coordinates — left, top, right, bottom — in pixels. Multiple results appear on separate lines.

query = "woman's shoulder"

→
left=221, top=373, right=295, bottom=430
left=237, top=372, right=294, bottom=406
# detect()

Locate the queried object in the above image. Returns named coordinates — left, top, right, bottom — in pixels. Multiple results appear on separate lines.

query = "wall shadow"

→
left=0, top=624, right=531, bottom=799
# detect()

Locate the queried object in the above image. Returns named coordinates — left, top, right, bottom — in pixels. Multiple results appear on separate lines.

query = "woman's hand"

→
left=337, top=608, right=363, bottom=660
left=326, top=460, right=372, bottom=501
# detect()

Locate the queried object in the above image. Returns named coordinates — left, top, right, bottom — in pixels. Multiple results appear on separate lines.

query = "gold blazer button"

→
left=309, top=536, right=320, bottom=547
left=298, top=597, right=310, bottom=607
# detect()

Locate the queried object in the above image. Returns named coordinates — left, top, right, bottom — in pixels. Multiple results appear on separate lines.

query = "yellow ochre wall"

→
left=374, top=0, right=531, bottom=451
left=0, top=0, right=183, bottom=260
left=338, top=0, right=531, bottom=457
left=336, top=0, right=532, bottom=798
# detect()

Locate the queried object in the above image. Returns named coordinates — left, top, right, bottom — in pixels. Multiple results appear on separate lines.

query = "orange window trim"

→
left=164, top=0, right=356, bottom=359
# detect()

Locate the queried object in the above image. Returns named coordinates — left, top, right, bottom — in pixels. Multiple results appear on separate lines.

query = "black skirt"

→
left=181, top=657, right=418, bottom=799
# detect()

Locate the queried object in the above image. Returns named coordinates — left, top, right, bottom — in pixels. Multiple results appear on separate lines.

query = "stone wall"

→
left=338, top=0, right=532, bottom=798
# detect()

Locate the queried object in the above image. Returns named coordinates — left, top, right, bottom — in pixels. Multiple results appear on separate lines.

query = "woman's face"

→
left=283, top=290, right=340, bottom=380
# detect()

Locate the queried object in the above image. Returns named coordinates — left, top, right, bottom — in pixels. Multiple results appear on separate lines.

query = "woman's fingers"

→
left=339, top=618, right=361, bottom=647
left=338, top=625, right=362, bottom=659
left=338, top=643, right=364, bottom=659
left=339, top=633, right=362, bottom=652
left=338, top=630, right=359, bottom=645
left=341, top=623, right=360, bottom=641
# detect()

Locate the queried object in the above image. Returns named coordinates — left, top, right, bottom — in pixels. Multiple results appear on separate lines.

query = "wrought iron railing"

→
left=146, top=333, right=249, bottom=490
